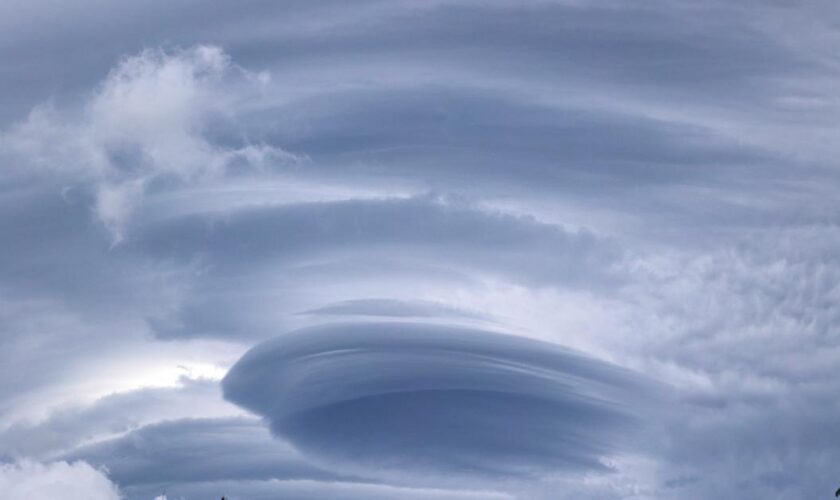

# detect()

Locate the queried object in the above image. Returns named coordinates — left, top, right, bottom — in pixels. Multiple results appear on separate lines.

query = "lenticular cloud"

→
left=222, top=322, right=657, bottom=481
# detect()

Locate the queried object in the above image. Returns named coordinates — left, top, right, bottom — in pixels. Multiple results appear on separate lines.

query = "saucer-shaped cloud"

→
left=2, top=45, right=292, bottom=242
left=223, top=323, right=656, bottom=480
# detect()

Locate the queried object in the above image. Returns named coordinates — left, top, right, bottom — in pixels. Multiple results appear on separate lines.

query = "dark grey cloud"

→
left=222, top=322, right=659, bottom=483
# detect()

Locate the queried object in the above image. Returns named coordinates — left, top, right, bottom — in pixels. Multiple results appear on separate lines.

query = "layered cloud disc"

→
left=223, top=322, right=658, bottom=481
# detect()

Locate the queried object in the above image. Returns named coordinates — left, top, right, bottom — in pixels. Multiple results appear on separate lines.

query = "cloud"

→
left=0, top=460, right=121, bottom=500
left=1, top=45, right=294, bottom=242
left=223, top=322, right=659, bottom=483
left=66, top=417, right=345, bottom=487
left=606, top=226, right=840, bottom=499
left=3, top=2, right=840, bottom=498
left=0, top=378, right=241, bottom=460
left=300, top=298, right=491, bottom=321
left=67, top=417, right=512, bottom=500
left=137, top=195, right=619, bottom=341
left=127, top=479, right=512, bottom=500
left=135, top=196, right=617, bottom=280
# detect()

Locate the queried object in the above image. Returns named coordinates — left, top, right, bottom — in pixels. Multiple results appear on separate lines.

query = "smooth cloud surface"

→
left=223, top=322, right=657, bottom=481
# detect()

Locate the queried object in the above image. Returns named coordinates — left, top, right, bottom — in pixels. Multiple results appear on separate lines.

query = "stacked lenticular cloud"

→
left=223, top=322, right=658, bottom=483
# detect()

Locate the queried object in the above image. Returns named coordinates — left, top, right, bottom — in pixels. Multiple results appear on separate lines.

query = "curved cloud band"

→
left=223, top=322, right=656, bottom=480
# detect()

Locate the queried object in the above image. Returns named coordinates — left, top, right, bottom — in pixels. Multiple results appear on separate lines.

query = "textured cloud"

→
left=2, top=1, right=840, bottom=499
left=67, top=417, right=512, bottom=500
left=610, top=227, right=840, bottom=499
left=136, top=195, right=617, bottom=283
left=0, top=379, right=241, bottom=460
left=137, top=195, right=619, bottom=341
left=223, top=322, right=658, bottom=483
left=300, top=298, right=491, bottom=321
left=2, top=45, right=292, bottom=241
left=67, top=418, right=345, bottom=487
left=129, top=479, right=512, bottom=500
left=0, top=460, right=121, bottom=500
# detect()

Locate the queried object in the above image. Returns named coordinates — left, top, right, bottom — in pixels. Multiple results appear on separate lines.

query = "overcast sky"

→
left=1, top=1, right=839, bottom=499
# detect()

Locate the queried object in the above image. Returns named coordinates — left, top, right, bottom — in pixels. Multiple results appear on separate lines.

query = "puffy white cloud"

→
left=3, top=1, right=840, bottom=499
left=0, top=460, right=121, bottom=500
left=1, top=45, right=294, bottom=242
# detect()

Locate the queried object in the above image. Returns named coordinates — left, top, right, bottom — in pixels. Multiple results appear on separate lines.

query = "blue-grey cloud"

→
left=123, top=478, right=512, bottom=500
left=135, top=196, right=617, bottom=283
left=3, top=1, right=840, bottom=498
left=300, top=298, right=491, bottom=321
left=0, top=378, right=239, bottom=460
left=0, top=460, right=121, bottom=500
left=66, top=417, right=512, bottom=500
left=138, top=195, right=619, bottom=340
left=223, top=322, right=658, bottom=482
left=66, top=418, right=345, bottom=486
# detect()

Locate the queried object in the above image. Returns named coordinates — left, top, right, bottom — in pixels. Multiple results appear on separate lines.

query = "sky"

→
left=0, top=1, right=839, bottom=499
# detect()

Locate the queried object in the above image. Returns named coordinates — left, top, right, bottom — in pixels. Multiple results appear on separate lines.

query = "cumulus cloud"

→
left=1, top=45, right=293, bottom=241
left=0, top=460, right=121, bottom=500
left=223, top=322, right=659, bottom=483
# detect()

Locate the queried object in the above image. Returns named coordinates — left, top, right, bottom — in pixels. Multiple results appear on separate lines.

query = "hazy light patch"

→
left=79, top=359, right=231, bottom=399
left=2, top=339, right=243, bottom=429
left=1, top=45, right=295, bottom=242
